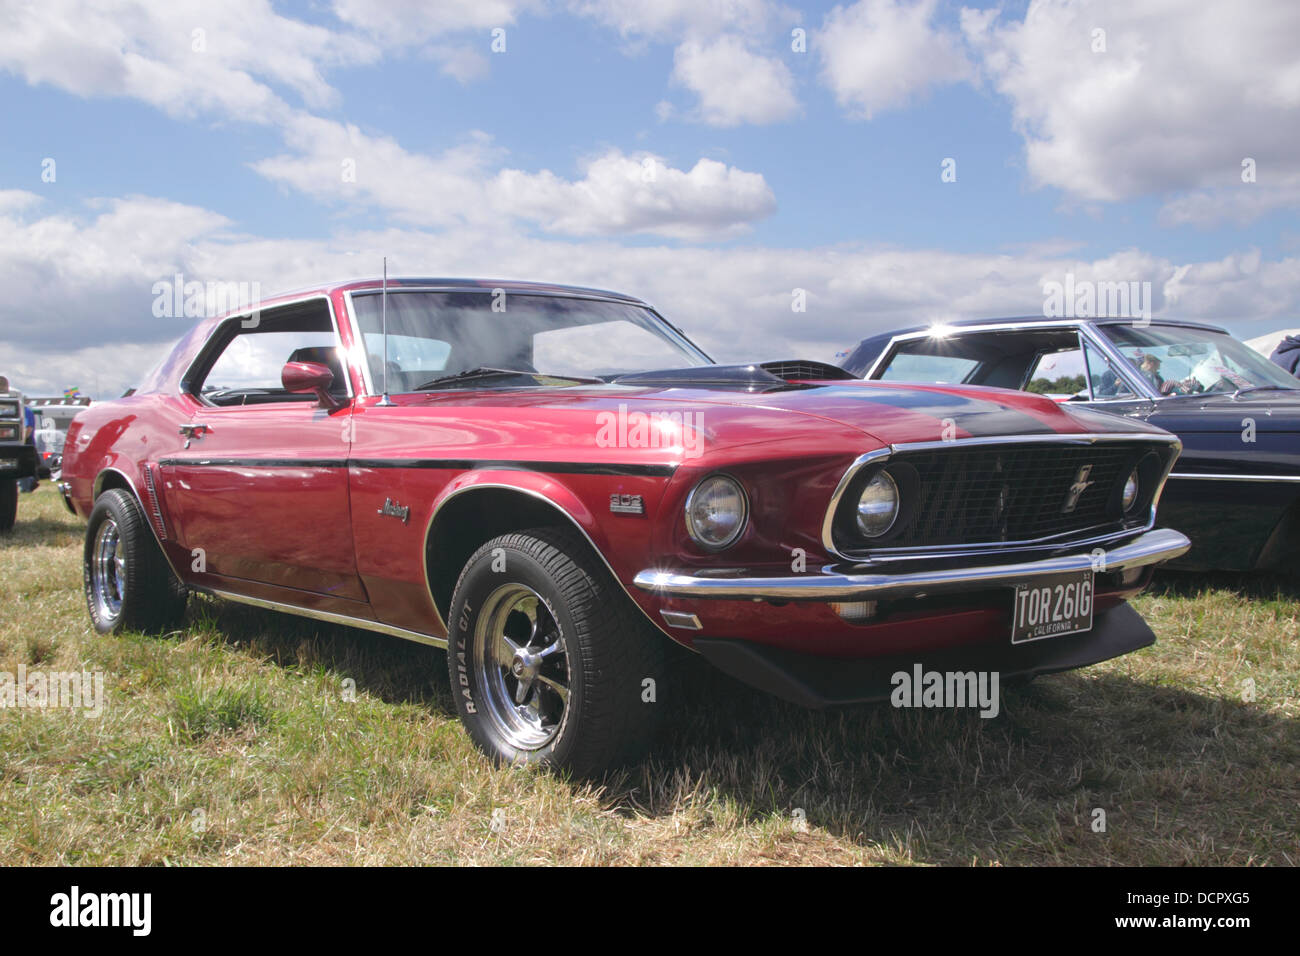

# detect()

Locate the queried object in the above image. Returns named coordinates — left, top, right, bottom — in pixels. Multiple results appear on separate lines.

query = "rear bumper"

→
left=694, top=602, right=1157, bottom=708
left=633, top=528, right=1190, bottom=602
left=0, top=444, right=38, bottom=480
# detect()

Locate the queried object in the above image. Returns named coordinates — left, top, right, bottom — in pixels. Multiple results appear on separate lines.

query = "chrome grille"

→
left=830, top=439, right=1168, bottom=555
left=898, top=444, right=1130, bottom=546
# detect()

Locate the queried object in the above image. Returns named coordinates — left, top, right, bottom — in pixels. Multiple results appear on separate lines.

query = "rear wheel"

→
left=447, top=527, right=665, bottom=775
left=84, top=488, right=188, bottom=634
left=0, top=479, right=16, bottom=532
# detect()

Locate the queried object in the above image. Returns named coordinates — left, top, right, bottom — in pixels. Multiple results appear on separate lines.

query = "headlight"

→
left=1122, top=468, right=1140, bottom=511
left=685, top=475, right=748, bottom=550
left=856, top=470, right=900, bottom=537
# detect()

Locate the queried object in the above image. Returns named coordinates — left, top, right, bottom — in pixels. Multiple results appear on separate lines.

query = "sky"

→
left=1, top=0, right=1299, bottom=398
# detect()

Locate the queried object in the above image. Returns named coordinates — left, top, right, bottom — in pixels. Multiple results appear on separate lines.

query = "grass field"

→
left=1, top=483, right=1296, bottom=865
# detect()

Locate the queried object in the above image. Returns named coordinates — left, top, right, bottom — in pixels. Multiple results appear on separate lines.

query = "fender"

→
left=88, top=464, right=187, bottom=583
left=422, top=469, right=676, bottom=641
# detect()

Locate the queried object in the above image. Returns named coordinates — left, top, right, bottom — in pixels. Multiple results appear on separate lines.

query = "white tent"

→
left=1244, top=329, right=1300, bottom=359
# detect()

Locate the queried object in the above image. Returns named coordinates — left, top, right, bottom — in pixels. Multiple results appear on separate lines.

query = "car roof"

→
left=876, top=315, right=1229, bottom=338
left=841, top=315, right=1232, bottom=373
left=255, top=277, right=651, bottom=310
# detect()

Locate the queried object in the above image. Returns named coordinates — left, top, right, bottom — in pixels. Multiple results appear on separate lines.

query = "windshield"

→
left=1100, top=324, right=1300, bottom=396
left=351, top=290, right=710, bottom=392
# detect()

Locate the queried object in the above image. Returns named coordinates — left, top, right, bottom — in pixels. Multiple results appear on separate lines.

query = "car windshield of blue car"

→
left=351, top=290, right=711, bottom=392
left=1101, top=324, right=1300, bottom=396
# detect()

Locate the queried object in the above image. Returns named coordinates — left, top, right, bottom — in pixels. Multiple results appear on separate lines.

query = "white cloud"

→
left=819, top=0, right=972, bottom=119
left=253, top=117, right=776, bottom=239
left=331, top=0, right=539, bottom=44
left=0, top=0, right=376, bottom=124
left=251, top=114, right=501, bottom=228
left=5, top=194, right=1300, bottom=399
left=328, top=0, right=539, bottom=82
left=1159, top=179, right=1300, bottom=228
left=495, top=151, right=777, bottom=238
left=965, top=0, right=1300, bottom=220
left=567, top=0, right=782, bottom=42
left=571, top=2, right=801, bottom=127
left=671, top=36, right=799, bottom=126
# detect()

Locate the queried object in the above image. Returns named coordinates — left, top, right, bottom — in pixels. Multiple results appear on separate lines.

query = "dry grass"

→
left=1, top=484, right=1296, bottom=865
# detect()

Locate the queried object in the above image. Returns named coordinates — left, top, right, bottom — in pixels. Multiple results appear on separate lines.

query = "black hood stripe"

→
left=817, top=386, right=1059, bottom=437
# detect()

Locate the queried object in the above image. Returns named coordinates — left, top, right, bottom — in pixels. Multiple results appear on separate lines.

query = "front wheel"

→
left=447, top=527, right=666, bottom=776
left=84, top=488, right=188, bottom=634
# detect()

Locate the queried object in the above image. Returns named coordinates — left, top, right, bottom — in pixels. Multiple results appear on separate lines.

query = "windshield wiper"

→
left=413, top=367, right=603, bottom=391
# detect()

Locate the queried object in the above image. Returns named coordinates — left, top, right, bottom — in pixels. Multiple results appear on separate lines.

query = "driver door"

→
left=160, top=300, right=366, bottom=605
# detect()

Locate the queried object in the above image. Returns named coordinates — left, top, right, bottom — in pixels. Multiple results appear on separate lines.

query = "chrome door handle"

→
left=179, top=423, right=210, bottom=448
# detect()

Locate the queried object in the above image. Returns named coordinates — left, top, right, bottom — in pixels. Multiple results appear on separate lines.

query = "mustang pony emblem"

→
left=378, top=497, right=411, bottom=524
left=1061, top=465, right=1094, bottom=514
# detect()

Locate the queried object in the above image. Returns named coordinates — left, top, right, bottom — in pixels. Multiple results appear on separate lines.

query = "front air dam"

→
left=692, top=602, right=1156, bottom=709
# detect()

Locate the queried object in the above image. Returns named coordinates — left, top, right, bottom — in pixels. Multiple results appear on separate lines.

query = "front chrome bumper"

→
left=633, top=528, right=1191, bottom=602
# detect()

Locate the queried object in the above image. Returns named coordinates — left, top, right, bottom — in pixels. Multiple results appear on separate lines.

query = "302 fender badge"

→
left=610, top=493, right=644, bottom=515
left=378, top=497, right=411, bottom=524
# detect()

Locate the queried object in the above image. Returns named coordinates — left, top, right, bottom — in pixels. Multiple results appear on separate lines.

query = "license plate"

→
left=1011, top=571, right=1094, bottom=644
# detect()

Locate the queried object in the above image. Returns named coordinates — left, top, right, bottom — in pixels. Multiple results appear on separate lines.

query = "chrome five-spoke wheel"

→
left=473, top=584, right=571, bottom=751
left=83, top=488, right=188, bottom=634
left=91, top=515, right=126, bottom=621
left=447, top=528, right=666, bottom=774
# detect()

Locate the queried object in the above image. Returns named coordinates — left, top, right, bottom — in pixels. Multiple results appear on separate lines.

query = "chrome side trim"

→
left=634, top=528, right=1191, bottom=602
left=421, top=482, right=676, bottom=641
left=196, top=586, right=446, bottom=649
left=1169, top=472, right=1300, bottom=483
left=141, top=463, right=168, bottom=540
left=819, top=433, right=1181, bottom=562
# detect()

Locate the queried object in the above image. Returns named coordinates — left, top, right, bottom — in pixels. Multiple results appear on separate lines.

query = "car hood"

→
left=421, top=376, right=1168, bottom=453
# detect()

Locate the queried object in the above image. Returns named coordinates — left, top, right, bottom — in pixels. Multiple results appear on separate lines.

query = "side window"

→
left=878, top=351, right=980, bottom=384
left=194, top=304, right=346, bottom=406
left=1025, top=348, right=1088, bottom=398
left=1082, top=341, right=1139, bottom=400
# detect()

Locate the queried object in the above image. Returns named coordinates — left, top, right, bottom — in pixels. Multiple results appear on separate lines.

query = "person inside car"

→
left=1137, top=352, right=1165, bottom=391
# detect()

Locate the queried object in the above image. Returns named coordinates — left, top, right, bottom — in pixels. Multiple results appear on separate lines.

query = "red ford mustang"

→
left=60, top=278, right=1190, bottom=773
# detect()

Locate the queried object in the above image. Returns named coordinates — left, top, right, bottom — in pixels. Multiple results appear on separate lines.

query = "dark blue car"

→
left=841, top=316, right=1300, bottom=571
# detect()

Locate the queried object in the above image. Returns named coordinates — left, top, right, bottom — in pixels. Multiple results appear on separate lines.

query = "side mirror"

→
left=281, top=361, right=344, bottom=410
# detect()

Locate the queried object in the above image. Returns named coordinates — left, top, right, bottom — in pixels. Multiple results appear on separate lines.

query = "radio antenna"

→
left=377, top=256, right=394, bottom=406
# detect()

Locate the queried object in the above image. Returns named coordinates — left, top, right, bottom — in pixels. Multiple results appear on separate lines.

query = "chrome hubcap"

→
left=473, top=584, right=570, bottom=752
left=92, top=517, right=125, bottom=621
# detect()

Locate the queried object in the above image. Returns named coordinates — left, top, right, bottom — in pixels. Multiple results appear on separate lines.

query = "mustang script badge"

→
left=378, top=497, right=411, bottom=524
